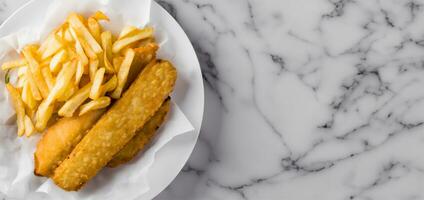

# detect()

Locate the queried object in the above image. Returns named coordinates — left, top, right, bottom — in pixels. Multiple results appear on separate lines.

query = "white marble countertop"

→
left=2, top=0, right=424, bottom=200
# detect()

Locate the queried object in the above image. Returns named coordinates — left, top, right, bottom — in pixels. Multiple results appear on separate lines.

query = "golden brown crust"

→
left=52, top=60, right=177, bottom=191
left=34, top=109, right=105, bottom=177
left=107, top=98, right=170, bottom=167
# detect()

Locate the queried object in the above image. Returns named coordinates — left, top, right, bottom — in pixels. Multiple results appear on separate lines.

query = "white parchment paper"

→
left=0, top=0, right=194, bottom=199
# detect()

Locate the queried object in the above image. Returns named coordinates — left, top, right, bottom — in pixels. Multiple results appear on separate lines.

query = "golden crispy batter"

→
left=107, top=97, right=170, bottom=167
left=34, top=109, right=105, bottom=177
left=52, top=60, right=177, bottom=191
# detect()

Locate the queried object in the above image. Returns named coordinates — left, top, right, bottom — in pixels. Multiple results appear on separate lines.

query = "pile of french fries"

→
left=2, top=11, right=158, bottom=137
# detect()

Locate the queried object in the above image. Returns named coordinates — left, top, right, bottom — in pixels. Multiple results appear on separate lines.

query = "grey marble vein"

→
left=2, top=0, right=424, bottom=199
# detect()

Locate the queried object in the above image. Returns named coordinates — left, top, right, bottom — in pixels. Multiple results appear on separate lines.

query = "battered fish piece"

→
left=52, top=60, right=177, bottom=191
left=34, top=109, right=105, bottom=177
left=107, top=97, right=170, bottom=167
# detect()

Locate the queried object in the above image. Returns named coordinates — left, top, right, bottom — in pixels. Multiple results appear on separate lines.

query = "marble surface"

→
left=3, top=0, right=424, bottom=199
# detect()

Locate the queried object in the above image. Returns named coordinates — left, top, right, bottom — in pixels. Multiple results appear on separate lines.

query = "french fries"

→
left=57, top=82, right=77, bottom=102
left=112, top=27, right=153, bottom=53
left=58, top=83, right=91, bottom=117
left=111, top=49, right=134, bottom=98
left=24, top=115, right=35, bottom=137
left=50, top=49, right=67, bottom=73
left=6, top=84, right=25, bottom=136
left=91, top=11, right=109, bottom=21
left=3, top=9, right=178, bottom=193
left=89, top=67, right=105, bottom=99
left=101, top=31, right=114, bottom=73
left=40, top=35, right=63, bottom=60
left=1, top=59, right=27, bottom=70
left=22, top=46, right=49, bottom=98
left=46, top=60, right=77, bottom=104
left=64, top=28, right=74, bottom=43
left=87, top=18, right=101, bottom=43
left=21, top=81, right=37, bottom=110
left=35, top=101, right=54, bottom=131
left=2, top=11, right=160, bottom=137
left=25, top=70, right=42, bottom=101
left=68, top=13, right=103, bottom=54
left=73, top=31, right=89, bottom=67
left=75, top=60, right=84, bottom=84
left=69, top=26, right=97, bottom=60
left=118, top=25, right=138, bottom=39
left=79, top=96, right=110, bottom=116
left=41, top=67, right=55, bottom=90
left=88, top=59, right=99, bottom=81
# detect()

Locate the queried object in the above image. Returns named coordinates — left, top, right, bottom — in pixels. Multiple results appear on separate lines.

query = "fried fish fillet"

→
left=107, top=97, right=170, bottom=168
left=52, top=60, right=177, bottom=191
left=34, top=109, right=105, bottom=177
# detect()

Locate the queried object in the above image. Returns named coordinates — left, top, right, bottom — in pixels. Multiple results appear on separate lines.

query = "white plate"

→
left=0, top=1, right=204, bottom=199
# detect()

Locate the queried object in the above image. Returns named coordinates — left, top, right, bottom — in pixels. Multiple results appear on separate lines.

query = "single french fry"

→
left=75, top=60, right=84, bottom=85
left=35, top=100, right=54, bottom=131
left=6, top=84, right=25, bottom=136
left=99, top=75, right=117, bottom=96
left=38, top=33, right=54, bottom=55
left=45, top=60, right=77, bottom=104
left=111, top=49, right=134, bottom=98
left=1, top=59, right=27, bottom=70
left=112, top=27, right=153, bottom=53
left=68, top=13, right=103, bottom=54
left=57, top=81, right=77, bottom=102
left=118, top=25, right=138, bottom=39
left=89, top=59, right=99, bottom=81
left=89, top=68, right=105, bottom=99
left=58, top=83, right=91, bottom=117
left=21, top=80, right=37, bottom=110
left=41, top=67, right=55, bottom=91
left=88, top=17, right=101, bottom=42
left=101, top=31, right=113, bottom=59
left=50, top=49, right=67, bottom=74
left=103, top=52, right=115, bottom=73
left=79, top=96, right=110, bottom=116
left=91, top=11, right=109, bottom=21
left=22, top=46, right=49, bottom=99
left=41, top=35, right=63, bottom=60
left=64, top=27, right=74, bottom=43
left=100, top=31, right=114, bottom=73
left=25, top=70, right=42, bottom=101
left=24, top=115, right=35, bottom=137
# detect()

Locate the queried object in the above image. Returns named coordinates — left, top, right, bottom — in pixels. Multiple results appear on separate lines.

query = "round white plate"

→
left=0, top=1, right=204, bottom=199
